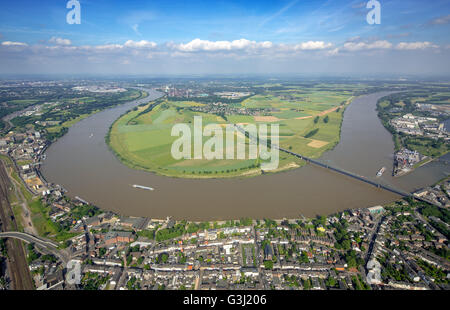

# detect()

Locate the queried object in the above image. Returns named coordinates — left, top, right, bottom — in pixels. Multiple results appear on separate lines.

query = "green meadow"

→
left=108, top=86, right=355, bottom=178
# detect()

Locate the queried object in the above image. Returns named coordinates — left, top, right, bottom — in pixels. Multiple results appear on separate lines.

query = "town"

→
left=0, top=79, right=448, bottom=291
left=2, top=177, right=450, bottom=290
left=390, top=113, right=448, bottom=140
left=0, top=123, right=449, bottom=290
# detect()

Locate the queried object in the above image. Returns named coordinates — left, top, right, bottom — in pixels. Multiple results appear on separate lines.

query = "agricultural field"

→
left=108, top=84, right=358, bottom=178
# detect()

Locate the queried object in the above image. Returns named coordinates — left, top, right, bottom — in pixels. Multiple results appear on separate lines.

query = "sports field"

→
left=107, top=85, right=355, bottom=178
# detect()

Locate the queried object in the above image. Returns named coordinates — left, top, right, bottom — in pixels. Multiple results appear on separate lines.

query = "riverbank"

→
left=41, top=91, right=402, bottom=220
left=42, top=89, right=449, bottom=221
left=376, top=92, right=450, bottom=179
left=0, top=89, right=153, bottom=238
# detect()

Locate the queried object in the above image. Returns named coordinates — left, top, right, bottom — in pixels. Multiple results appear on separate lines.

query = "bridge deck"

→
left=279, top=147, right=411, bottom=197
left=234, top=124, right=438, bottom=206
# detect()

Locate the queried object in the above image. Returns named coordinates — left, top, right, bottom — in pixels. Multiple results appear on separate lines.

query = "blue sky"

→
left=0, top=0, right=449, bottom=75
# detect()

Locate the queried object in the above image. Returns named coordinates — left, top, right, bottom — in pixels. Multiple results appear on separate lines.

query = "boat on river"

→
left=376, top=167, right=386, bottom=177
left=132, top=184, right=154, bottom=191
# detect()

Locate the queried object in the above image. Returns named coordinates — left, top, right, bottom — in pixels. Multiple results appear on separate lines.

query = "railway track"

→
left=0, top=159, right=34, bottom=290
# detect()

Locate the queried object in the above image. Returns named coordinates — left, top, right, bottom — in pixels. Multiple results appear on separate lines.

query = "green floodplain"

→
left=107, top=84, right=359, bottom=178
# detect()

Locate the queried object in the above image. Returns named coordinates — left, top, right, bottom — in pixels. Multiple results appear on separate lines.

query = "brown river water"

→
left=40, top=90, right=450, bottom=221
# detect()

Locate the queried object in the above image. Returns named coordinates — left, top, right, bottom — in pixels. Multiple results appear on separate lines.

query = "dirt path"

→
left=317, top=106, right=341, bottom=116
left=296, top=96, right=354, bottom=119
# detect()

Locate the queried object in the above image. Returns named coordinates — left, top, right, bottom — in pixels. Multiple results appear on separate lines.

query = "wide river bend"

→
left=41, top=90, right=449, bottom=220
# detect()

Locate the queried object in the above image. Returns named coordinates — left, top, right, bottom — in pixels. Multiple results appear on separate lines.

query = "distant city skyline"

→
left=0, top=0, right=449, bottom=75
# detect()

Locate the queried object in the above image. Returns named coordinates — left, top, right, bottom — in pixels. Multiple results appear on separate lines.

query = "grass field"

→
left=108, top=86, right=355, bottom=178
left=46, top=112, right=97, bottom=133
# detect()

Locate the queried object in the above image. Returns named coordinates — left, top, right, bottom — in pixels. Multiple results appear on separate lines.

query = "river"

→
left=40, top=90, right=449, bottom=221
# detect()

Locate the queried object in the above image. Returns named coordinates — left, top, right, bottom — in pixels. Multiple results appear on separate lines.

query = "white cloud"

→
left=259, top=0, right=300, bottom=28
left=49, top=37, right=71, bottom=46
left=1, top=41, right=28, bottom=47
left=124, top=40, right=157, bottom=49
left=346, top=36, right=361, bottom=43
left=327, top=48, right=340, bottom=56
left=1, top=37, right=443, bottom=73
left=1, top=35, right=448, bottom=75
left=94, top=44, right=124, bottom=50
left=395, top=41, right=439, bottom=50
left=351, top=2, right=367, bottom=9
left=294, top=41, right=333, bottom=50
left=428, top=14, right=450, bottom=25
left=342, top=40, right=392, bottom=51
left=131, top=24, right=141, bottom=36
left=80, top=40, right=158, bottom=51
left=174, top=38, right=273, bottom=52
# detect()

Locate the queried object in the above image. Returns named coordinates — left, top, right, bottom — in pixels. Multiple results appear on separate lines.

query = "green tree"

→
left=264, top=260, right=273, bottom=270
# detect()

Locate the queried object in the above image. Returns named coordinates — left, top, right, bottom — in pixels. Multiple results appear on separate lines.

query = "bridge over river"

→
left=279, top=147, right=407, bottom=195
left=235, top=124, right=440, bottom=207
left=279, top=146, right=443, bottom=207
